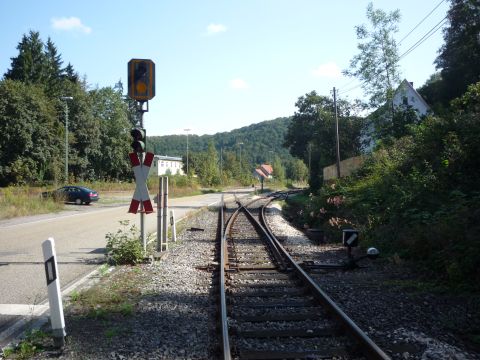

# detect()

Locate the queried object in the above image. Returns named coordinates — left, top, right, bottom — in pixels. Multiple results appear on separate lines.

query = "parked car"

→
left=42, top=186, right=99, bottom=205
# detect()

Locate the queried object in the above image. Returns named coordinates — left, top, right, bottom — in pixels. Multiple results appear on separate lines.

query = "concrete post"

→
left=170, top=209, right=176, bottom=242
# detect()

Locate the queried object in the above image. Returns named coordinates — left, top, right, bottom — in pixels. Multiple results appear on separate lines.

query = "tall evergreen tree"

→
left=5, top=31, right=47, bottom=85
left=44, top=37, right=64, bottom=97
left=63, top=63, right=79, bottom=83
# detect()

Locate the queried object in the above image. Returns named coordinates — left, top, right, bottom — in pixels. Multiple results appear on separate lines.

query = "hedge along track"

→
left=218, top=193, right=390, bottom=360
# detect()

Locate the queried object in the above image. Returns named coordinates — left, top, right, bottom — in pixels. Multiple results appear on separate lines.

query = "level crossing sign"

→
left=129, top=152, right=154, bottom=214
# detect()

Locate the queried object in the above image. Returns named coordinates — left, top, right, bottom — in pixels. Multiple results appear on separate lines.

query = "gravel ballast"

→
left=19, top=200, right=480, bottom=360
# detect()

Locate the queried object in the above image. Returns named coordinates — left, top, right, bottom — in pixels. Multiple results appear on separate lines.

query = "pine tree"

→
left=5, top=31, right=47, bottom=85
left=44, top=37, right=64, bottom=97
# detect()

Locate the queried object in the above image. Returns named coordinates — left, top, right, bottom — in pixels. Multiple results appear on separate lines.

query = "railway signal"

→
left=342, top=229, right=359, bottom=247
left=128, top=59, right=155, bottom=101
left=131, top=127, right=146, bottom=153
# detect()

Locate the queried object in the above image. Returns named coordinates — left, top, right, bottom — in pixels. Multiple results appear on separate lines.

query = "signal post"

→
left=127, top=59, right=155, bottom=250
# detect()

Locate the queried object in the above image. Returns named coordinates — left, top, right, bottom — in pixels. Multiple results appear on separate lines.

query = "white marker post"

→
left=157, top=177, right=164, bottom=252
left=41, top=238, right=66, bottom=348
left=162, top=177, right=169, bottom=249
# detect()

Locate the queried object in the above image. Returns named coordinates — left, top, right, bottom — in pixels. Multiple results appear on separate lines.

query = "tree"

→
left=272, top=156, right=285, bottom=182
left=63, top=63, right=79, bottom=83
left=284, top=91, right=365, bottom=192
left=186, top=142, right=221, bottom=186
left=89, top=87, right=132, bottom=180
left=286, top=158, right=309, bottom=183
left=4, top=31, right=48, bottom=85
left=344, top=2, right=401, bottom=109
left=0, top=80, right=62, bottom=185
left=44, top=38, right=64, bottom=97
left=435, top=0, right=480, bottom=103
left=63, top=80, right=102, bottom=181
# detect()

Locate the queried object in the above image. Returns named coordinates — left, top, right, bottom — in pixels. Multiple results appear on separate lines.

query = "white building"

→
left=361, top=79, right=431, bottom=152
left=392, top=79, right=431, bottom=116
left=150, top=155, right=184, bottom=176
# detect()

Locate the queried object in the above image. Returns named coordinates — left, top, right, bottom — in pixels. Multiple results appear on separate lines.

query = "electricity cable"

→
left=398, top=0, right=446, bottom=44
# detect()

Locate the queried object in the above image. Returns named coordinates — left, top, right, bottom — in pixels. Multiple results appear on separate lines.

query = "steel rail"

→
left=218, top=195, right=231, bottom=360
left=260, top=196, right=391, bottom=360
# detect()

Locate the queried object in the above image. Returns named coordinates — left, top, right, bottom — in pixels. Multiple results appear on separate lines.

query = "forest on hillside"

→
left=148, top=117, right=293, bottom=166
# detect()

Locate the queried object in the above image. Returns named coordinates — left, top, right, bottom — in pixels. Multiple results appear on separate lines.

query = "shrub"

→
left=288, top=84, right=480, bottom=290
left=105, top=220, right=144, bottom=265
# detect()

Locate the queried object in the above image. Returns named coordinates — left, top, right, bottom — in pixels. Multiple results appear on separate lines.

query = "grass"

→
left=1, top=330, right=49, bottom=359
left=0, top=186, right=64, bottom=219
left=0, top=179, right=209, bottom=220
left=67, top=265, right=146, bottom=319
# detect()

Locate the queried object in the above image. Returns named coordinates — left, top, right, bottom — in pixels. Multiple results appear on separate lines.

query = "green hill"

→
left=147, top=117, right=293, bottom=166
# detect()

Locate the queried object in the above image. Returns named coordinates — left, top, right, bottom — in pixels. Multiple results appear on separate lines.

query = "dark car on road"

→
left=42, top=186, right=99, bottom=205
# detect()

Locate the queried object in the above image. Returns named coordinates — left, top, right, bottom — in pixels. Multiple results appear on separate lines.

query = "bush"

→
left=105, top=220, right=144, bottom=265
left=288, top=83, right=480, bottom=290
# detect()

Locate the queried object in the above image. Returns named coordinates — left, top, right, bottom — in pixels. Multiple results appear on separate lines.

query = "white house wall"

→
left=151, top=157, right=185, bottom=176
left=393, top=81, right=430, bottom=116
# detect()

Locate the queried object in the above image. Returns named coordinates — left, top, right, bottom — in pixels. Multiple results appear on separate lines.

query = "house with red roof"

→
left=253, top=163, right=273, bottom=181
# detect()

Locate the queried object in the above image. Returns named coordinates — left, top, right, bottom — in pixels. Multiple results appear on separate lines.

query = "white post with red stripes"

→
left=129, top=151, right=154, bottom=251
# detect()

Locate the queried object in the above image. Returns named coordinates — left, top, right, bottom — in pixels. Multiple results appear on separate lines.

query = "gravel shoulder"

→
left=17, top=200, right=480, bottom=360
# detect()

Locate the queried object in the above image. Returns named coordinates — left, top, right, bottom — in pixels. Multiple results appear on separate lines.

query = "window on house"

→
left=402, top=96, right=408, bottom=105
left=161, top=161, right=164, bottom=167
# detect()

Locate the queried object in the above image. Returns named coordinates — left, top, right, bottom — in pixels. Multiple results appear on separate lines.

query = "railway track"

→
left=218, top=193, right=390, bottom=360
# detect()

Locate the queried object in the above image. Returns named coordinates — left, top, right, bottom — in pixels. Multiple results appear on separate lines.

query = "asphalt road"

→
left=0, top=187, right=252, bottom=343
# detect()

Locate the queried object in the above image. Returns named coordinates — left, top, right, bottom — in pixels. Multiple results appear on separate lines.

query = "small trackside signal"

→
left=131, top=127, right=146, bottom=153
left=128, top=59, right=155, bottom=101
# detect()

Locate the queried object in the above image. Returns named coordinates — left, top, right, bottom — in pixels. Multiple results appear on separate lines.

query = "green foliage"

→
left=0, top=32, right=136, bottom=186
left=105, top=220, right=144, bottom=265
left=284, top=91, right=365, bottom=192
left=286, top=158, right=309, bottom=183
left=148, top=117, right=294, bottom=172
left=0, top=80, right=62, bottom=185
left=272, top=156, right=285, bottom=182
left=292, top=83, right=480, bottom=290
left=2, top=329, right=49, bottom=359
left=344, top=2, right=401, bottom=108
left=435, top=0, right=480, bottom=104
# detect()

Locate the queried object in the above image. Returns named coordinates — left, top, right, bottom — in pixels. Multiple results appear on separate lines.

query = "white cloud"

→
left=51, top=17, right=92, bottom=34
left=206, top=23, right=227, bottom=35
left=312, top=61, right=342, bottom=78
left=230, top=78, right=249, bottom=89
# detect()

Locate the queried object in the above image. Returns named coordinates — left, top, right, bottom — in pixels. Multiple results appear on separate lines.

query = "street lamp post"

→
left=60, top=97, right=73, bottom=182
left=238, top=142, right=244, bottom=173
left=184, top=128, right=191, bottom=176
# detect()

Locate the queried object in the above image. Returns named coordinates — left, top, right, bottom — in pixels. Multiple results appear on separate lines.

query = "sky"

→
left=0, top=1, right=450, bottom=136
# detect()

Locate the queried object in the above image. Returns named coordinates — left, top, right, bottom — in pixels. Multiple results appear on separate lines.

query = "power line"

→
left=398, top=0, right=446, bottom=44
left=338, top=1, right=449, bottom=97
left=399, top=15, right=448, bottom=60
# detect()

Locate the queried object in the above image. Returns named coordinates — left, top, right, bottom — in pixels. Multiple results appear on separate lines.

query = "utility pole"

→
left=333, top=87, right=341, bottom=178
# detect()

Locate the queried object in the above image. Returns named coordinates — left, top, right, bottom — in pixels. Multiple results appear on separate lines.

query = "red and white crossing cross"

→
left=128, top=152, right=154, bottom=214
